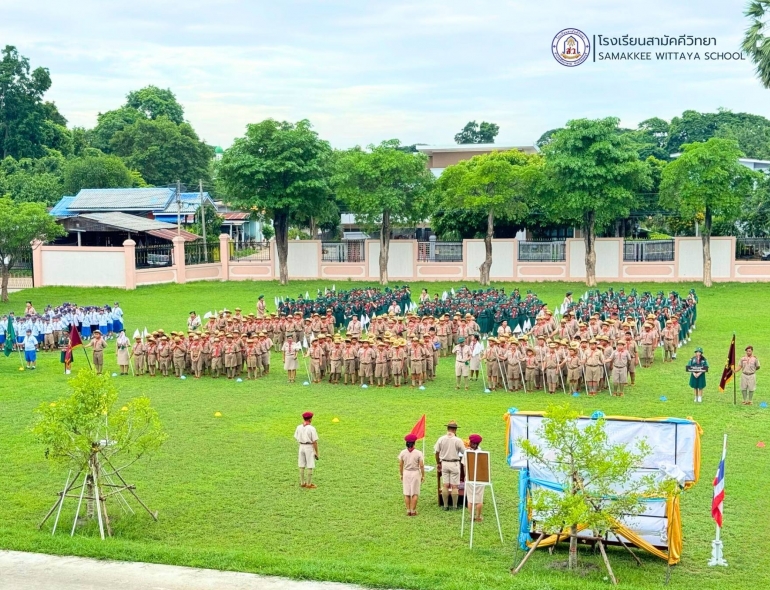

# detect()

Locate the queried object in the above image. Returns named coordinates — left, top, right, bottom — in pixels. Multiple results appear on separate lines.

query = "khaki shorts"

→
left=441, top=461, right=460, bottom=486
left=455, top=361, right=469, bottom=377
left=298, top=445, right=315, bottom=468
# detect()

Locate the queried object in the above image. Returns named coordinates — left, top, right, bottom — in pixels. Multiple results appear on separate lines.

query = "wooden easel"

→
left=460, top=449, right=503, bottom=548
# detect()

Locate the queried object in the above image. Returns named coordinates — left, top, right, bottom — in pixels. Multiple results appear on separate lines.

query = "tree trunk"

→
left=568, top=525, right=578, bottom=570
left=379, top=210, right=390, bottom=285
left=309, top=216, right=317, bottom=239
left=479, top=208, right=494, bottom=286
left=583, top=211, right=597, bottom=287
left=1, top=264, right=9, bottom=303
left=274, top=212, right=290, bottom=286
left=702, top=207, right=712, bottom=288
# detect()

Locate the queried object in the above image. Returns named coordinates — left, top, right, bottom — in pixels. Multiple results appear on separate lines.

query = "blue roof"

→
left=160, top=192, right=216, bottom=215
left=69, top=188, right=176, bottom=212
left=50, top=196, right=77, bottom=217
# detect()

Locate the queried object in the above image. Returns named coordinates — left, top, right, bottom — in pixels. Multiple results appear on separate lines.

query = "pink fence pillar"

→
left=219, top=234, right=231, bottom=281
left=122, top=239, right=137, bottom=290
left=31, top=240, right=44, bottom=287
left=173, top=236, right=187, bottom=284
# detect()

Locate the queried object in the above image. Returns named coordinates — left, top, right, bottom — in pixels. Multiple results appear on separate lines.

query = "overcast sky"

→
left=1, top=0, right=766, bottom=149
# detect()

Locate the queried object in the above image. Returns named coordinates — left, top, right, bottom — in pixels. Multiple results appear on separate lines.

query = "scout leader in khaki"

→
left=738, top=345, right=761, bottom=405
left=434, top=420, right=466, bottom=511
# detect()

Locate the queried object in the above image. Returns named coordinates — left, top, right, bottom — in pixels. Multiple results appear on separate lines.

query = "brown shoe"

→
left=306, top=483, right=317, bottom=489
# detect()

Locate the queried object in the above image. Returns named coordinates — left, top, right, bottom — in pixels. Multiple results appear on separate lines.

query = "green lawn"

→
left=1, top=280, right=768, bottom=590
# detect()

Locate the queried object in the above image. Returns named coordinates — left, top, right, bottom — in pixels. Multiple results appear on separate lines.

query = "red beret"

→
left=404, top=434, right=418, bottom=443
left=469, top=434, right=482, bottom=444
left=302, top=412, right=314, bottom=420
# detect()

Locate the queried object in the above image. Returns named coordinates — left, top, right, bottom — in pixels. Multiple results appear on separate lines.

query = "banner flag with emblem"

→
left=65, top=324, right=84, bottom=365
left=718, top=334, right=735, bottom=392
left=3, top=316, right=15, bottom=357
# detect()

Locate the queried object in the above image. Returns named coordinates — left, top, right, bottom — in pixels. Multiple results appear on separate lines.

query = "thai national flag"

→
left=711, top=458, right=725, bottom=528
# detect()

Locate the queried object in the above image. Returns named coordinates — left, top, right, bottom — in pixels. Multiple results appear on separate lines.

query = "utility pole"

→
left=200, top=179, right=207, bottom=262
left=176, top=180, right=181, bottom=236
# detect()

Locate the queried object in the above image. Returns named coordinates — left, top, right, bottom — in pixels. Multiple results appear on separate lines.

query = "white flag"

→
left=274, top=297, right=278, bottom=307
left=143, top=327, right=149, bottom=338
left=332, top=284, right=336, bottom=291
left=133, top=329, right=140, bottom=339
left=513, top=324, right=522, bottom=334
left=303, top=335, right=309, bottom=349
left=451, top=287, right=455, bottom=295
left=203, top=311, right=212, bottom=319
left=524, top=319, right=531, bottom=331
left=305, top=291, right=309, bottom=299
left=442, top=291, right=448, bottom=301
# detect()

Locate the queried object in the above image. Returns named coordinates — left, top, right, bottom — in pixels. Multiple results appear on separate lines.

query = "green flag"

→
left=4, top=316, right=15, bottom=357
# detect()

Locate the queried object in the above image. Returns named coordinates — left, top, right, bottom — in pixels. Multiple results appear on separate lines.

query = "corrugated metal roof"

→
left=79, top=212, right=182, bottom=232
left=147, top=228, right=200, bottom=242
left=50, top=196, right=76, bottom=217
left=222, top=212, right=250, bottom=220
left=69, top=188, right=176, bottom=211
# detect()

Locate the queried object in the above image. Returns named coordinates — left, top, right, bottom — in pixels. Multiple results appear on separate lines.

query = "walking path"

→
left=0, top=550, right=370, bottom=590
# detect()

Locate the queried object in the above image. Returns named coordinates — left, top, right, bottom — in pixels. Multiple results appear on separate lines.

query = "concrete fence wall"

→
left=28, top=235, right=770, bottom=290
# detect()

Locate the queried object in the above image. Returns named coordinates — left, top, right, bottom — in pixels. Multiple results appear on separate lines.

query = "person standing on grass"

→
left=687, top=347, right=708, bottom=403
left=399, top=433, right=425, bottom=517
left=462, top=434, right=485, bottom=523
left=295, top=411, right=319, bottom=489
left=257, top=295, right=267, bottom=319
left=282, top=335, right=299, bottom=383
left=452, top=336, right=471, bottom=390
left=434, top=420, right=465, bottom=511
left=116, top=330, right=130, bottom=375
left=738, top=345, right=760, bottom=406
left=85, top=330, right=107, bottom=374
left=23, top=329, right=38, bottom=370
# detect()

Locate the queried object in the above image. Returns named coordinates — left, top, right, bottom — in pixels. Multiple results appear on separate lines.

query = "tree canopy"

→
left=217, top=119, right=333, bottom=284
left=126, top=85, right=185, bottom=124
left=454, top=120, right=500, bottom=144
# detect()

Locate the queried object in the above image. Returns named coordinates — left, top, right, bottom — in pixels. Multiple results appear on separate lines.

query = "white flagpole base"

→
left=707, top=539, right=728, bottom=567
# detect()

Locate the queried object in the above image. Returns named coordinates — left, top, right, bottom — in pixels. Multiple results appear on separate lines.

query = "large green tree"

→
left=0, top=46, right=52, bottom=159
left=90, top=106, right=144, bottom=153
left=62, top=155, right=143, bottom=194
left=218, top=119, right=332, bottom=285
left=126, top=85, right=184, bottom=124
left=110, top=116, right=212, bottom=186
left=660, top=138, right=757, bottom=287
left=0, top=197, right=65, bottom=301
left=333, top=140, right=434, bottom=285
left=454, top=121, right=500, bottom=144
left=436, top=150, right=541, bottom=285
left=541, top=118, right=650, bottom=286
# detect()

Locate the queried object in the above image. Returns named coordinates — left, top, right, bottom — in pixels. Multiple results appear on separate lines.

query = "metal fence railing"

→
left=230, top=241, right=271, bottom=262
left=7, top=247, right=33, bottom=280
left=736, top=238, right=770, bottom=261
left=518, top=241, right=566, bottom=262
left=417, top=241, right=463, bottom=262
left=322, top=241, right=365, bottom=262
left=184, top=241, right=221, bottom=265
left=135, top=244, right=174, bottom=269
left=623, top=239, right=675, bottom=262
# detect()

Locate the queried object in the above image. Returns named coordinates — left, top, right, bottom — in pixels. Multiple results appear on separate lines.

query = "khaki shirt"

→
left=739, top=356, right=760, bottom=375
left=398, top=448, right=424, bottom=471
left=294, top=423, right=318, bottom=444
left=434, top=433, right=465, bottom=461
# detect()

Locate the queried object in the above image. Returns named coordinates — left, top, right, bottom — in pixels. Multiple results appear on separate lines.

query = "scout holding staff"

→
left=434, top=420, right=466, bottom=511
left=738, top=345, right=760, bottom=405
left=294, top=411, right=319, bottom=489
left=399, top=433, right=425, bottom=517
left=84, top=330, right=107, bottom=374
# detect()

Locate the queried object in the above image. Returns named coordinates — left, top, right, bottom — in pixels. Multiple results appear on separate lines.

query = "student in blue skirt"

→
left=0, top=315, right=6, bottom=346
left=23, top=329, right=38, bottom=369
left=112, top=302, right=124, bottom=333
left=98, top=307, right=109, bottom=340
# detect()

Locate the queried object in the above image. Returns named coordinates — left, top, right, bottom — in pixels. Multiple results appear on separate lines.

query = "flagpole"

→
left=732, top=333, right=736, bottom=406
left=709, top=434, right=728, bottom=567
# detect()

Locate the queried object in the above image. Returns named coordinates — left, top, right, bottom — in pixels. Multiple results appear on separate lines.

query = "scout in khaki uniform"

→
left=342, top=339, right=356, bottom=385
left=738, top=345, right=761, bottom=405
left=584, top=340, right=603, bottom=396
left=294, top=411, right=319, bottom=489
left=462, top=434, right=485, bottom=522
left=409, top=337, right=425, bottom=387
left=375, top=342, right=389, bottom=387
left=246, top=338, right=259, bottom=380
left=210, top=338, right=222, bottom=377
left=282, top=335, right=299, bottom=383
left=399, top=433, right=425, bottom=517
left=544, top=343, right=561, bottom=394
left=640, top=324, right=656, bottom=368
left=611, top=340, right=631, bottom=396
left=146, top=337, right=158, bottom=376
left=391, top=340, right=406, bottom=387
left=86, top=330, right=107, bottom=375
left=524, top=347, right=538, bottom=392
left=434, top=420, right=466, bottom=511
left=624, top=332, right=638, bottom=386
left=130, top=336, right=146, bottom=376
left=308, top=339, right=323, bottom=383
left=358, top=340, right=375, bottom=386
left=566, top=346, right=582, bottom=394
left=662, top=320, right=677, bottom=362
left=172, top=337, right=187, bottom=378
left=329, top=339, right=343, bottom=384
left=158, top=337, right=171, bottom=376
left=452, top=336, right=471, bottom=390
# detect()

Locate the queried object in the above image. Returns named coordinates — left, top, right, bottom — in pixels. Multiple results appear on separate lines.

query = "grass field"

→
left=1, top=280, right=768, bottom=590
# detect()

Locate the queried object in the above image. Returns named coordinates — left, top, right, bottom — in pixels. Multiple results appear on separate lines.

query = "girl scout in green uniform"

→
left=687, top=347, right=708, bottom=403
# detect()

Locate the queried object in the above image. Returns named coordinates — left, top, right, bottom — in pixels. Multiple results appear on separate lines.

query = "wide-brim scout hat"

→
left=694, top=347, right=704, bottom=353
left=446, top=420, right=459, bottom=429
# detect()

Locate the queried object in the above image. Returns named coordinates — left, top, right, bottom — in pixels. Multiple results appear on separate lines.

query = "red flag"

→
left=718, top=335, right=735, bottom=392
left=409, top=414, right=426, bottom=440
left=65, top=325, right=83, bottom=363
